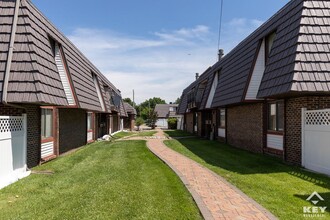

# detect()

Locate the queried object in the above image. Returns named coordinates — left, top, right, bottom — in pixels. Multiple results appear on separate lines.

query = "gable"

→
left=211, top=0, right=304, bottom=107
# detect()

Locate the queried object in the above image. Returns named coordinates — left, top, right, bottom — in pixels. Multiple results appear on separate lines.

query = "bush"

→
left=167, top=118, right=177, bottom=129
left=135, top=117, right=144, bottom=130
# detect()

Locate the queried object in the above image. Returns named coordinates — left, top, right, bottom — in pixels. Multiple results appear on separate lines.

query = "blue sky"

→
left=33, top=0, right=289, bottom=104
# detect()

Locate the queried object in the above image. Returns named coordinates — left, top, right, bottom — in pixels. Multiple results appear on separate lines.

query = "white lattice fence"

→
left=302, top=108, right=330, bottom=176
left=0, top=115, right=28, bottom=189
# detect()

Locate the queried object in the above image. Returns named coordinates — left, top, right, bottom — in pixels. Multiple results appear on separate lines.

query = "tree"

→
left=138, top=97, right=166, bottom=110
left=174, top=97, right=181, bottom=104
left=137, top=97, right=166, bottom=119
left=135, top=117, right=144, bottom=131
left=147, top=110, right=158, bottom=129
left=167, top=117, right=177, bottom=129
left=123, top=97, right=135, bottom=107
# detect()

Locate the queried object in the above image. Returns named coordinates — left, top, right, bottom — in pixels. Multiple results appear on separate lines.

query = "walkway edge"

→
left=147, top=140, right=278, bottom=220
left=147, top=141, right=214, bottom=220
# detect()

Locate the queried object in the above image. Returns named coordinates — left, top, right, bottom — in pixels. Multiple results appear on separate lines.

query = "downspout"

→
left=2, top=0, right=25, bottom=110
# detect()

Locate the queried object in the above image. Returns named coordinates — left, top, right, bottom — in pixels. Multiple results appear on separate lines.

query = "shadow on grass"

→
left=176, top=138, right=330, bottom=188
left=164, top=130, right=196, bottom=137
left=294, top=192, right=330, bottom=214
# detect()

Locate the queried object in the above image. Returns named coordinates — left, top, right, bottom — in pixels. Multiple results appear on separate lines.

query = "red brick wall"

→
left=25, top=105, right=41, bottom=168
left=0, top=104, right=25, bottom=116
left=197, top=112, right=202, bottom=136
left=0, top=104, right=41, bottom=168
left=227, top=103, right=264, bottom=153
left=58, top=108, right=87, bottom=154
left=123, top=114, right=135, bottom=131
left=285, top=96, right=330, bottom=165
left=185, top=112, right=194, bottom=134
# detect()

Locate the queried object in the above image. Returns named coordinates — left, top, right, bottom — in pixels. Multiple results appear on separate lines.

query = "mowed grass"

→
left=164, top=138, right=330, bottom=220
left=0, top=141, right=202, bottom=220
left=164, top=130, right=195, bottom=137
left=112, top=131, right=135, bottom=139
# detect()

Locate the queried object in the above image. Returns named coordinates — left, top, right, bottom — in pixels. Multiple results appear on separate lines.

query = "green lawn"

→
left=112, top=131, right=157, bottom=140
left=135, top=131, right=157, bottom=137
left=112, top=131, right=135, bottom=139
left=164, top=130, right=195, bottom=137
left=0, top=141, right=202, bottom=220
left=164, top=138, right=330, bottom=220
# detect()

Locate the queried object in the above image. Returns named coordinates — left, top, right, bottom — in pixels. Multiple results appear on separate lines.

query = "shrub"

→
left=135, top=117, right=144, bottom=130
left=167, top=117, right=177, bottom=129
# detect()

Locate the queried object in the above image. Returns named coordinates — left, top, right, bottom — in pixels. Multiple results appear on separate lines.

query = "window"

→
left=265, top=31, right=276, bottom=63
left=219, top=109, right=226, bottom=128
left=41, top=109, right=53, bottom=140
left=169, top=107, right=174, bottom=112
left=268, top=101, right=284, bottom=132
left=87, top=113, right=93, bottom=131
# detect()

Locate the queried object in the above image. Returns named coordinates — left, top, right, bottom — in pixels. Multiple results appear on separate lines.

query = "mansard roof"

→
left=0, top=0, right=122, bottom=112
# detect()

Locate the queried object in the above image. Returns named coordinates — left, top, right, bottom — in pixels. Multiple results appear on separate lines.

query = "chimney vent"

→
left=218, top=49, right=224, bottom=60
left=195, top=73, right=199, bottom=80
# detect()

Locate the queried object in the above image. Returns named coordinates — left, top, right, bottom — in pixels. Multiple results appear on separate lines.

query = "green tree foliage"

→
left=137, top=97, right=166, bottom=120
left=123, top=98, right=136, bottom=107
left=135, top=117, right=144, bottom=130
left=139, top=97, right=166, bottom=110
left=147, top=110, right=158, bottom=129
left=174, top=97, right=181, bottom=104
left=167, top=118, right=178, bottom=129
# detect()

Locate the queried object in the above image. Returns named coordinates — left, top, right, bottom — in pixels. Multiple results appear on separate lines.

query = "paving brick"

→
left=143, top=129, right=277, bottom=220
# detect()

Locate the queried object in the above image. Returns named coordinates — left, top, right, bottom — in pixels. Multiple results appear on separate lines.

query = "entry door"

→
left=302, top=109, right=330, bottom=176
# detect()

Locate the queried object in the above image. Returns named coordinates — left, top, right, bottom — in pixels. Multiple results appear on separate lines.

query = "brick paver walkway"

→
left=135, top=129, right=277, bottom=220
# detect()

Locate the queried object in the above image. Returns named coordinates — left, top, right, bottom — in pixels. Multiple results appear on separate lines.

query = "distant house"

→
left=123, top=102, right=137, bottom=131
left=154, top=104, right=182, bottom=129
left=0, top=0, right=132, bottom=189
left=178, top=0, right=330, bottom=176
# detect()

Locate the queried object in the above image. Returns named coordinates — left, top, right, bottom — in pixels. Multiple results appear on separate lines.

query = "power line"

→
left=217, top=0, right=224, bottom=51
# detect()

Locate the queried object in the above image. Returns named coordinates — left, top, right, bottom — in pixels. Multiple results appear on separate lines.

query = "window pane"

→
left=277, top=102, right=284, bottom=131
left=87, top=113, right=92, bottom=130
left=220, top=109, right=226, bottom=127
left=268, top=104, right=277, bottom=130
left=41, top=109, right=53, bottom=139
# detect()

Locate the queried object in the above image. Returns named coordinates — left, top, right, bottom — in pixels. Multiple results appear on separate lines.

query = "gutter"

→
left=2, top=0, right=25, bottom=110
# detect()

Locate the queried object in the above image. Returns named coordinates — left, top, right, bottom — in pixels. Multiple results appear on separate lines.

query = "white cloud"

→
left=67, top=19, right=264, bottom=104
left=220, top=18, right=263, bottom=54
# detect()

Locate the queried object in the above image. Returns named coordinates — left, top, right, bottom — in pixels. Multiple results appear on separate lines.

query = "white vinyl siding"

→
left=41, top=141, right=54, bottom=158
left=245, top=39, right=265, bottom=100
left=87, top=131, right=93, bottom=142
left=54, top=43, right=75, bottom=105
left=267, top=134, right=283, bottom=150
left=218, top=128, right=226, bottom=138
left=206, top=72, right=218, bottom=108
left=92, top=74, right=106, bottom=111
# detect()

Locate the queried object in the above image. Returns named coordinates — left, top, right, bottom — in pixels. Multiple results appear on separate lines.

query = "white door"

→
left=0, top=115, right=28, bottom=189
left=302, top=109, right=330, bottom=176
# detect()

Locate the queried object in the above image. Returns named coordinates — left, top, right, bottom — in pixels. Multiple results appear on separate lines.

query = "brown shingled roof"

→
left=1, top=0, right=123, bottom=112
left=178, top=0, right=330, bottom=109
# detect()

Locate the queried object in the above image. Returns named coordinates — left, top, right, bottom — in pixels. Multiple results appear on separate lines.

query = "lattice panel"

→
left=0, top=118, right=24, bottom=133
left=305, top=111, right=330, bottom=126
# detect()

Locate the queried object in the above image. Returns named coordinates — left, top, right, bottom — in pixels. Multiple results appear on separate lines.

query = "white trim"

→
left=54, top=43, right=75, bottom=105
left=245, top=39, right=266, bottom=100
left=206, top=72, right=218, bottom=108
left=93, top=74, right=106, bottom=111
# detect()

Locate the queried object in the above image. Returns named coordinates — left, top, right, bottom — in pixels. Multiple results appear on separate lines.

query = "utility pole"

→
left=133, top=89, right=135, bottom=108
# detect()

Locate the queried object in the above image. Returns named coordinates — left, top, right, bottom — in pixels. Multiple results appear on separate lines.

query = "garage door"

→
left=0, top=115, right=30, bottom=189
left=302, top=109, right=330, bottom=176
